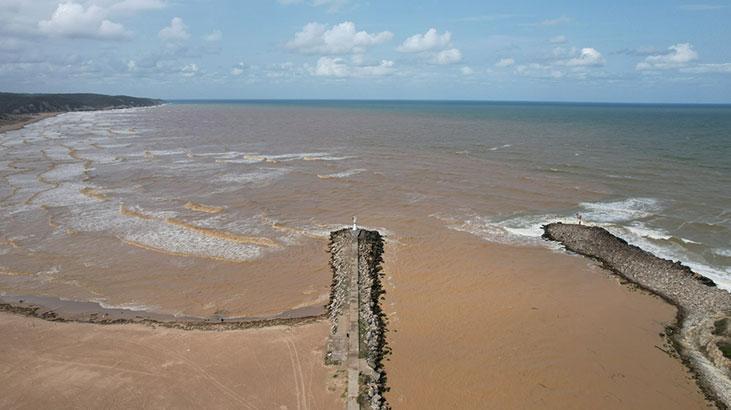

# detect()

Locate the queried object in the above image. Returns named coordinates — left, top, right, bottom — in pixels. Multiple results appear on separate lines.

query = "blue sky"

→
left=1, top=0, right=730, bottom=102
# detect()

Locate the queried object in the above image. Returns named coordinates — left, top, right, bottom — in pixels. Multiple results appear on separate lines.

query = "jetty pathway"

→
left=345, top=229, right=361, bottom=410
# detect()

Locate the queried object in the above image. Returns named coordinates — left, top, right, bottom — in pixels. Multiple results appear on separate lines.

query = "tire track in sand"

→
left=283, top=336, right=309, bottom=410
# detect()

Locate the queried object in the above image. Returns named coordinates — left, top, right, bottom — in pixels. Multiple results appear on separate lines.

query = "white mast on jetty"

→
left=352, top=216, right=357, bottom=231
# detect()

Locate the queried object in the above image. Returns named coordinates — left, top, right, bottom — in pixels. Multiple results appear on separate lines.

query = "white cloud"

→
left=397, top=28, right=451, bottom=53
left=311, top=57, right=348, bottom=77
left=231, top=62, right=246, bottom=75
left=681, top=63, right=731, bottom=73
left=397, top=28, right=463, bottom=65
left=159, top=17, right=189, bottom=42
left=205, top=30, right=222, bottom=42
left=636, top=43, right=698, bottom=70
left=433, top=48, right=462, bottom=64
left=561, top=47, right=604, bottom=67
left=495, top=57, right=515, bottom=67
left=310, top=56, right=394, bottom=77
left=181, top=62, right=198, bottom=77
left=264, top=62, right=305, bottom=80
left=351, top=53, right=365, bottom=65
left=38, top=2, right=130, bottom=40
left=460, top=66, right=474, bottom=75
left=515, top=47, right=605, bottom=79
left=98, top=19, right=127, bottom=38
left=287, top=21, right=392, bottom=54
left=634, top=43, right=731, bottom=75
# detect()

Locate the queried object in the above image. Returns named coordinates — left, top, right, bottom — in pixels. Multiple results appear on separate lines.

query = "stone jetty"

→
left=543, top=222, right=731, bottom=408
left=326, top=228, right=388, bottom=410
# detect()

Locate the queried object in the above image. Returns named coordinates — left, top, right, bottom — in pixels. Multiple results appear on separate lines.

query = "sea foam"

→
left=443, top=197, right=731, bottom=290
left=317, top=169, right=366, bottom=179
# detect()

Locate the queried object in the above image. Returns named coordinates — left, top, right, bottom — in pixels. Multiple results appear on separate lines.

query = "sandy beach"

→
left=0, top=225, right=712, bottom=409
left=0, top=315, right=340, bottom=409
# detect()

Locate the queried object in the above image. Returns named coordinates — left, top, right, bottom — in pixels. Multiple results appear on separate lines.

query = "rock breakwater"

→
left=326, top=228, right=389, bottom=410
left=357, top=230, right=388, bottom=409
left=543, top=222, right=731, bottom=408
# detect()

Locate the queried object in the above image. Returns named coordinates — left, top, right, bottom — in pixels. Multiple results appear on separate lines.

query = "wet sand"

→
left=0, top=113, right=59, bottom=133
left=0, top=225, right=708, bottom=409
left=0, top=314, right=341, bottom=409
left=384, top=227, right=711, bottom=409
left=0, top=235, right=333, bottom=318
left=0, top=293, right=325, bottom=330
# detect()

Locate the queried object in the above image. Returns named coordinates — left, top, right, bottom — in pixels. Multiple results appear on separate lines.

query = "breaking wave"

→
left=444, top=197, right=731, bottom=290
left=317, top=169, right=366, bottom=179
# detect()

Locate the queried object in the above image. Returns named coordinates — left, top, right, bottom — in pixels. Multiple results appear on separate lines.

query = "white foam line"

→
left=92, top=299, right=156, bottom=312
left=440, top=197, right=730, bottom=291
left=317, top=169, right=366, bottom=179
left=714, top=248, right=731, bottom=257
left=488, top=144, right=512, bottom=151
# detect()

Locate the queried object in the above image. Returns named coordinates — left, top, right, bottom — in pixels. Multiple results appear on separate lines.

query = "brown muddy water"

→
left=0, top=103, right=607, bottom=316
left=0, top=101, right=728, bottom=408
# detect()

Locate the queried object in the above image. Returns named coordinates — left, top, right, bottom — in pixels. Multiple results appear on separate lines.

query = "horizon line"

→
left=165, top=98, right=731, bottom=106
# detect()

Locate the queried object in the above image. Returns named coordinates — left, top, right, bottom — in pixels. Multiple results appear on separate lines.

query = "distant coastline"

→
left=0, top=92, right=163, bottom=133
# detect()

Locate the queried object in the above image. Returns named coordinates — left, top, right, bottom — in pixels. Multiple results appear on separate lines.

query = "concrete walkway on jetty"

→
left=344, top=229, right=361, bottom=410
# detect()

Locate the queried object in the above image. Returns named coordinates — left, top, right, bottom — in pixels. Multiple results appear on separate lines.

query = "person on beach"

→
left=576, top=213, right=583, bottom=225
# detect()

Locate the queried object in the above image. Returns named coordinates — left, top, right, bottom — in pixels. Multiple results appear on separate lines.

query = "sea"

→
left=0, top=100, right=729, bottom=313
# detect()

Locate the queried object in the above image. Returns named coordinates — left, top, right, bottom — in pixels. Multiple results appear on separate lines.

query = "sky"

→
left=1, top=0, right=730, bottom=103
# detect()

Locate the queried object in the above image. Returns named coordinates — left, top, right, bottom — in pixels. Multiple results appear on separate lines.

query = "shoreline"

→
left=0, top=112, right=59, bottom=134
left=0, top=222, right=716, bottom=408
left=543, top=222, right=731, bottom=408
left=0, top=100, right=166, bottom=135
left=0, top=293, right=325, bottom=331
